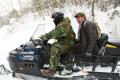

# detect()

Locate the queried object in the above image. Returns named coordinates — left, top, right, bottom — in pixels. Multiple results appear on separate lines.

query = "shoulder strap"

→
left=84, top=20, right=88, bottom=27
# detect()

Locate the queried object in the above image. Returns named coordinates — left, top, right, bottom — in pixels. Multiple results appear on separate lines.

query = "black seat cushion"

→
left=97, top=33, right=108, bottom=48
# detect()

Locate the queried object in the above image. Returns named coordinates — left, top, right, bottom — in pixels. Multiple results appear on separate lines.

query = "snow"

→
left=15, top=73, right=48, bottom=80
left=0, top=65, right=23, bottom=80
left=0, top=1, right=120, bottom=79
left=54, top=71, right=89, bottom=78
left=0, top=74, right=23, bottom=80
left=95, top=7, right=120, bottom=39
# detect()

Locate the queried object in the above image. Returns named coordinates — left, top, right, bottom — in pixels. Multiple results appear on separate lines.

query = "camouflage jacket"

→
left=40, top=17, right=76, bottom=45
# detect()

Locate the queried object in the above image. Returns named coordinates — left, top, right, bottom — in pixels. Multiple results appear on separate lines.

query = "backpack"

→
left=94, top=22, right=101, bottom=39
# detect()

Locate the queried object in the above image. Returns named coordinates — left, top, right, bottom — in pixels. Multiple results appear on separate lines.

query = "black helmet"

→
left=51, top=12, right=64, bottom=26
left=52, top=12, right=64, bottom=20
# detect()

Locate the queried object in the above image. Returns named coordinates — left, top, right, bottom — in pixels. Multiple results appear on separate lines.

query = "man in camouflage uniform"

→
left=40, top=12, right=76, bottom=76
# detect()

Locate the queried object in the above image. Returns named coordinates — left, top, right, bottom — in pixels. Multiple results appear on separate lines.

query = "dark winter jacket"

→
left=76, top=20, right=99, bottom=54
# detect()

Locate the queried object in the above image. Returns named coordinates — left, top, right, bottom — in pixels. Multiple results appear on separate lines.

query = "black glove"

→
left=85, top=52, right=93, bottom=57
left=43, top=40, right=48, bottom=45
left=30, top=37, right=34, bottom=41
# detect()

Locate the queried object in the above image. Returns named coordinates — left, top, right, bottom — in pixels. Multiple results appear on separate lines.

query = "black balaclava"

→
left=53, top=18, right=62, bottom=26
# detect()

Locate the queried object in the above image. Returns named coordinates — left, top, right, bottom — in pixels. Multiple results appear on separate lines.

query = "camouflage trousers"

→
left=50, top=43, right=70, bottom=70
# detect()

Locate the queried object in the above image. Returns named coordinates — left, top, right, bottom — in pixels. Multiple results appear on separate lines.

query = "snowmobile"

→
left=8, top=25, right=120, bottom=80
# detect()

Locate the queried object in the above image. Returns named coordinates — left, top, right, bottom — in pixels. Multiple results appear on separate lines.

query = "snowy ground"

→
left=0, top=4, right=120, bottom=80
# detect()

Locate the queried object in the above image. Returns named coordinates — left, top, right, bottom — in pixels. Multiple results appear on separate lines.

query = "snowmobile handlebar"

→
left=30, top=38, right=48, bottom=47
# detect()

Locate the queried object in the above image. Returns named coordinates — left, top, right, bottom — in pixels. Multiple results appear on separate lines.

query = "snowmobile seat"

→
left=97, top=33, right=108, bottom=55
left=98, top=33, right=108, bottom=47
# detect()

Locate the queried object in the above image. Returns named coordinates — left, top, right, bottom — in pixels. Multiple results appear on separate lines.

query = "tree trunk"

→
left=92, top=0, right=95, bottom=21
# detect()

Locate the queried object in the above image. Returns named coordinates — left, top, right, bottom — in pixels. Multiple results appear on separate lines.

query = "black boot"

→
left=41, top=68, right=56, bottom=76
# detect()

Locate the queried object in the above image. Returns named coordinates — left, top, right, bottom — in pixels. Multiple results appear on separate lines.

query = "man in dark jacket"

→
left=74, top=12, right=99, bottom=56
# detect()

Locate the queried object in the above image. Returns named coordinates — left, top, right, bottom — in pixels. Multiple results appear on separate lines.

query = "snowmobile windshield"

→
left=31, top=24, right=46, bottom=39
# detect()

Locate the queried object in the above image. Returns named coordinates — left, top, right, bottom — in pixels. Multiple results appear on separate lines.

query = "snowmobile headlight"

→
left=18, top=54, right=34, bottom=61
left=24, top=55, right=34, bottom=60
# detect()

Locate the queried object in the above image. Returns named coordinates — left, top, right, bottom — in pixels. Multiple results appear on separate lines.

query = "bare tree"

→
left=92, top=0, right=95, bottom=21
left=10, top=0, right=14, bottom=10
left=18, top=0, right=23, bottom=15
